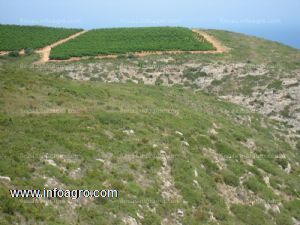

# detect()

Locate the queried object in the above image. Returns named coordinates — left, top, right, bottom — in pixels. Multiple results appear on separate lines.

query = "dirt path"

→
left=35, top=30, right=87, bottom=64
left=192, top=29, right=229, bottom=53
left=0, top=51, right=10, bottom=56
left=47, top=29, right=229, bottom=63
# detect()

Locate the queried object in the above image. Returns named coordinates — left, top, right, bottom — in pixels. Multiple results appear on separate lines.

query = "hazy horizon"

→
left=1, top=0, right=299, bottom=49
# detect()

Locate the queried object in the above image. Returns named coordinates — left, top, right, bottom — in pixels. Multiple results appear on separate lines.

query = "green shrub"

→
left=8, top=50, right=19, bottom=57
left=155, top=78, right=164, bottom=86
left=127, top=53, right=136, bottom=59
left=201, top=157, right=219, bottom=172
left=269, top=176, right=283, bottom=190
left=284, top=200, right=300, bottom=220
left=117, top=54, right=125, bottom=59
left=143, top=213, right=161, bottom=225
left=211, top=79, right=223, bottom=86
left=281, top=105, right=291, bottom=118
left=0, top=188, right=20, bottom=215
left=183, top=68, right=207, bottom=81
left=25, top=48, right=34, bottom=55
left=212, top=203, right=229, bottom=221
left=231, top=204, right=273, bottom=225
left=253, top=159, right=278, bottom=175
left=275, top=157, right=288, bottom=169
left=275, top=212, right=293, bottom=225
left=244, top=176, right=261, bottom=193
left=215, top=141, right=235, bottom=156
left=267, top=80, right=282, bottom=90
left=96, top=112, right=126, bottom=125
left=194, top=208, right=209, bottom=221
left=244, top=177, right=277, bottom=200
left=222, top=170, right=239, bottom=186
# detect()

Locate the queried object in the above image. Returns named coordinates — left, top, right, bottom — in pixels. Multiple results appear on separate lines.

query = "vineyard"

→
left=50, top=27, right=216, bottom=59
left=0, top=24, right=82, bottom=51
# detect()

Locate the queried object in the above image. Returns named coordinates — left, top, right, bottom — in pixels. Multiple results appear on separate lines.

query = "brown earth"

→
left=35, top=30, right=87, bottom=64
left=0, top=51, right=10, bottom=56
left=192, top=29, right=230, bottom=53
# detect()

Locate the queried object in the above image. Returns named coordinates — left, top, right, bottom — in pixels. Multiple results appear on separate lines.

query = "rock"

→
left=282, top=78, right=298, bottom=87
left=136, top=212, right=144, bottom=220
left=194, top=169, right=198, bottom=177
left=159, top=150, right=182, bottom=201
left=209, top=211, right=217, bottom=222
left=122, top=216, right=138, bottom=225
left=123, top=129, right=135, bottom=135
left=160, top=150, right=166, bottom=155
left=181, top=141, right=189, bottom=147
left=285, top=162, right=292, bottom=174
left=44, top=177, right=63, bottom=188
left=109, top=212, right=117, bottom=218
left=241, top=139, right=256, bottom=150
left=272, top=205, right=281, bottom=214
left=69, top=168, right=82, bottom=179
left=177, top=209, right=184, bottom=217
left=208, top=128, right=218, bottom=135
left=213, top=123, right=220, bottom=129
left=193, top=180, right=199, bottom=187
left=265, top=203, right=281, bottom=214
left=152, top=144, right=158, bottom=148
left=263, top=176, right=270, bottom=187
left=175, top=131, right=183, bottom=136
left=96, top=158, right=105, bottom=163
left=45, top=159, right=57, bottom=167
left=292, top=217, right=300, bottom=225
left=0, top=176, right=11, bottom=182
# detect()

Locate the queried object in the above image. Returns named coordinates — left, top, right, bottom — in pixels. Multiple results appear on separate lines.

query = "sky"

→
left=0, top=0, right=299, bottom=49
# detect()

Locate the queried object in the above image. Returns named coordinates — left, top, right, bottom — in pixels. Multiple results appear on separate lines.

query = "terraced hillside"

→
left=0, top=24, right=82, bottom=51
left=50, top=27, right=216, bottom=60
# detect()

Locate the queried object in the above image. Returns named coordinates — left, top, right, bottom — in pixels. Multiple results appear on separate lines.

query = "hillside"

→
left=40, top=29, right=300, bottom=145
left=0, top=27, right=299, bottom=225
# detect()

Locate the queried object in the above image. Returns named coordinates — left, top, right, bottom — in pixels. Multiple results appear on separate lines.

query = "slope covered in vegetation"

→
left=0, top=58, right=299, bottom=224
left=45, top=29, right=300, bottom=144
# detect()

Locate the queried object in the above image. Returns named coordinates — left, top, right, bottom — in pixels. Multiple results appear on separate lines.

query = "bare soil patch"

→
left=0, top=51, right=10, bottom=56
left=35, top=30, right=87, bottom=64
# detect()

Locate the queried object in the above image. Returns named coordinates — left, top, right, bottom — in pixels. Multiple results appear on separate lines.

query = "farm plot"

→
left=0, top=24, right=82, bottom=51
left=50, top=27, right=216, bottom=59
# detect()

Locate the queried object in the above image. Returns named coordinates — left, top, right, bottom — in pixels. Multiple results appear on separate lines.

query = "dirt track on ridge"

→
left=35, top=30, right=87, bottom=64
left=192, top=29, right=229, bottom=53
